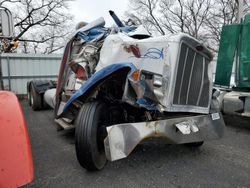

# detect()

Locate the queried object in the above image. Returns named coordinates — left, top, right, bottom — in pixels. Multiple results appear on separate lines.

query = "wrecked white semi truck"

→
left=27, top=11, right=225, bottom=171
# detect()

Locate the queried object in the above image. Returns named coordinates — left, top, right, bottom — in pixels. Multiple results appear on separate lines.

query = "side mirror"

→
left=0, top=8, right=14, bottom=38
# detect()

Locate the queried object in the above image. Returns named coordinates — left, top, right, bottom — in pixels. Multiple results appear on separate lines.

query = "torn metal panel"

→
left=55, top=18, right=110, bottom=116
left=61, top=63, right=136, bottom=114
left=104, top=113, right=225, bottom=161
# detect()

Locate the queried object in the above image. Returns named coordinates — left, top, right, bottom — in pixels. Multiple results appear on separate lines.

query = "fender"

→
left=28, top=80, right=56, bottom=94
left=0, top=91, right=34, bottom=187
left=62, top=63, right=136, bottom=113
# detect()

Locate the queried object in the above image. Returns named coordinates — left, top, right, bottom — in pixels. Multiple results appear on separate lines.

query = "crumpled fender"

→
left=0, top=91, right=34, bottom=187
left=63, top=63, right=136, bottom=113
left=28, top=80, right=55, bottom=94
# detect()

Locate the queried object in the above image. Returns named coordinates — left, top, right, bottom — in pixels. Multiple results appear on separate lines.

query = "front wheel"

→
left=75, top=101, right=109, bottom=171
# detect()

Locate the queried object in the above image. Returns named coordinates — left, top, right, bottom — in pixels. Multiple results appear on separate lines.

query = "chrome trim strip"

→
left=196, top=57, right=205, bottom=105
left=178, top=47, right=189, bottom=104
left=186, top=52, right=197, bottom=104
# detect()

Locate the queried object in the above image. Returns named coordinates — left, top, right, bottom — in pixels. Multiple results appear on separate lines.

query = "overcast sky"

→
left=69, top=0, right=129, bottom=26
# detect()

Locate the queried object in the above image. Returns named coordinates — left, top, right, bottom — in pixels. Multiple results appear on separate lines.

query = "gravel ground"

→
left=21, top=100, right=250, bottom=188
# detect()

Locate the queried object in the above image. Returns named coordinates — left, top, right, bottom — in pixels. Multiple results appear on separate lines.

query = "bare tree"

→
left=159, top=0, right=212, bottom=40
left=1, top=0, right=74, bottom=53
left=0, top=0, right=20, bottom=6
left=126, top=0, right=165, bottom=35
left=127, top=0, right=212, bottom=38
left=127, top=0, right=250, bottom=52
left=204, top=0, right=250, bottom=51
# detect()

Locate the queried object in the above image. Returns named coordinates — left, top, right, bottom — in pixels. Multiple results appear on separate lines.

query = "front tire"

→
left=75, top=101, right=109, bottom=171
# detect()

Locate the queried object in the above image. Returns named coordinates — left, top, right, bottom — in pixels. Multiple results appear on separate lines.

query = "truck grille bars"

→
left=173, top=42, right=210, bottom=108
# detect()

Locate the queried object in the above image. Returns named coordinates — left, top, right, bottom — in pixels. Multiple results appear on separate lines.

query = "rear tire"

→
left=27, top=83, right=31, bottom=106
left=75, top=101, right=109, bottom=171
left=30, top=84, right=42, bottom=110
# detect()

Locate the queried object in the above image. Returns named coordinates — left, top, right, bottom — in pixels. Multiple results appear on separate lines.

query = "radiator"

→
left=172, top=41, right=212, bottom=113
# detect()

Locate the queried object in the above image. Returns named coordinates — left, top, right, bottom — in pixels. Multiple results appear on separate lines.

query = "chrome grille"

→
left=173, top=43, right=210, bottom=108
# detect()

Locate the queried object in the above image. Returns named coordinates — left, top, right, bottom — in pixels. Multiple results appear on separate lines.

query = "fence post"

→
left=7, top=56, right=11, bottom=91
left=0, top=53, right=3, bottom=90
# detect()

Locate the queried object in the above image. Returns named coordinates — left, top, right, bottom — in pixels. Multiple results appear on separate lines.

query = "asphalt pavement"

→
left=21, top=100, right=250, bottom=188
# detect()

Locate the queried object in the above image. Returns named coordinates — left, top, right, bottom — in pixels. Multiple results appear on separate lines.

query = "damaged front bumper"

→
left=104, top=112, right=225, bottom=161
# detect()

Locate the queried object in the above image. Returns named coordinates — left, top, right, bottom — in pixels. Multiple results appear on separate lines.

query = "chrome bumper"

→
left=104, top=113, right=225, bottom=161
